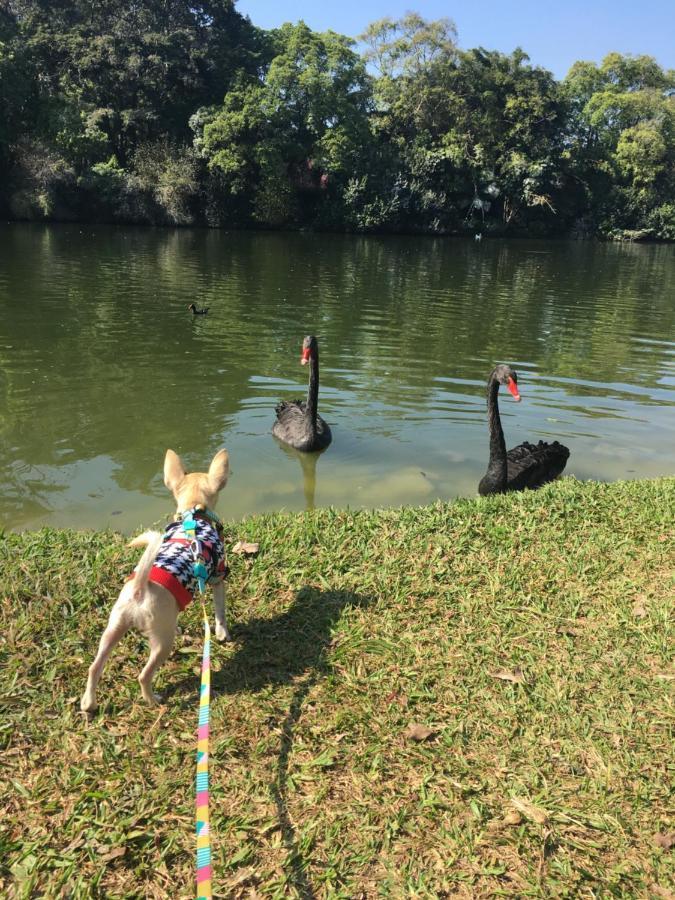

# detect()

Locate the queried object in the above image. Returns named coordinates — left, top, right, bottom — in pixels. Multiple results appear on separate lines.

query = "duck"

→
left=188, top=303, right=209, bottom=315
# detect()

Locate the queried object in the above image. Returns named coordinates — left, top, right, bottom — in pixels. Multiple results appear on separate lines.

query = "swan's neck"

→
left=306, top=352, right=319, bottom=429
left=486, top=375, right=507, bottom=485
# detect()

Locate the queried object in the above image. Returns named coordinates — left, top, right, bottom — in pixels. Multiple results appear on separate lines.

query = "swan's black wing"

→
left=273, top=400, right=332, bottom=451
left=506, top=440, right=570, bottom=491
left=273, top=399, right=309, bottom=446
left=275, top=398, right=306, bottom=420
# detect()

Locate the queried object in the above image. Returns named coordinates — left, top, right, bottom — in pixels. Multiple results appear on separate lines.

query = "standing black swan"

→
left=273, top=335, right=332, bottom=452
left=478, top=364, right=570, bottom=496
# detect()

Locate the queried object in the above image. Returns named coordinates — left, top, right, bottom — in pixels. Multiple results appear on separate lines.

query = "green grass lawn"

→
left=1, top=477, right=673, bottom=898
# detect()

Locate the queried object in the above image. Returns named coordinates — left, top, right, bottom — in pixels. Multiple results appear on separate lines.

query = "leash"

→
left=180, top=508, right=217, bottom=900
left=195, top=599, right=212, bottom=900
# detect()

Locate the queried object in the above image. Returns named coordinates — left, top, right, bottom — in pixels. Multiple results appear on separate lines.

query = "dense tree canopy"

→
left=195, top=22, right=372, bottom=226
left=564, top=53, right=675, bottom=238
left=0, top=4, right=673, bottom=238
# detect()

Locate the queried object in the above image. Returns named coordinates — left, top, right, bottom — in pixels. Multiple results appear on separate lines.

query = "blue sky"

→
left=236, top=0, right=674, bottom=79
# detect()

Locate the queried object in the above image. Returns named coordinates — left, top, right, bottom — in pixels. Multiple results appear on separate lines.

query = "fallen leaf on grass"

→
left=490, top=668, right=525, bottom=684
left=99, top=846, right=127, bottom=864
left=232, top=541, right=259, bottom=556
left=650, top=885, right=675, bottom=900
left=632, top=596, right=648, bottom=618
left=510, top=797, right=549, bottom=826
left=385, top=690, right=409, bottom=707
left=487, top=809, right=523, bottom=832
left=654, top=832, right=675, bottom=850
left=404, top=723, right=435, bottom=742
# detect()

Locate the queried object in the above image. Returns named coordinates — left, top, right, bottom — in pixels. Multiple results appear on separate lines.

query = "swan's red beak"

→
left=301, top=347, right=311, bottom=366
left=506, top=377, right=521, bottom=402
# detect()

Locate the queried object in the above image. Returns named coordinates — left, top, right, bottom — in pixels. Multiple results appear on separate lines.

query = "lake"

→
left=1, top=224, right=673, bottom=533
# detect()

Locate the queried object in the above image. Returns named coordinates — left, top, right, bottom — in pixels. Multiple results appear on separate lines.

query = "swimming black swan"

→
left=273, top=335, right=332, bottom=452
left=478, top=364, right=570, bottom=496
left=188, top=303, right=209, bottom=315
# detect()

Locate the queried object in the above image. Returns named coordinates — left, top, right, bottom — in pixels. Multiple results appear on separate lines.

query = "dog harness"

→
left=132, top=515, right=226, bottom=611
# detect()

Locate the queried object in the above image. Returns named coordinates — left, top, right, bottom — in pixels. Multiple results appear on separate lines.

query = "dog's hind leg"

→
left=212, top=581, right=231, bottom=642
left=80, top=611, right=131, bottom=713
left=137, top=626, right=176, bottom=705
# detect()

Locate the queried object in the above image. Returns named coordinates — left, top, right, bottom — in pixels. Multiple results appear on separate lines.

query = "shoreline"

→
left=3, top=218, right=675, bottom=244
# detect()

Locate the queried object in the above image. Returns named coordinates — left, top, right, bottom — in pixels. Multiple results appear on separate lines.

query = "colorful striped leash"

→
left=195, top=600, right=212, bottom=900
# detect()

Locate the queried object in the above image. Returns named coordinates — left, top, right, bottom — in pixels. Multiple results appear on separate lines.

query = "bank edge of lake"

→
left=2, top=476, right=673, bottom=896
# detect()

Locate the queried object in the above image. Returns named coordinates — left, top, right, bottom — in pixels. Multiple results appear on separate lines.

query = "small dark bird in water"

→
left=188, top=303, right=209, bottom=315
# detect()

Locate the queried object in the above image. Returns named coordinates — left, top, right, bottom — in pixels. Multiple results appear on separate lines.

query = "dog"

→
left=81, top=448, right=231, bottom=712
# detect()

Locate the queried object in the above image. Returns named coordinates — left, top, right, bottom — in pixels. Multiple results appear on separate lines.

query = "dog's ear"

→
left=164, top=449, right=186, bottom=493
left=207, top=449, right=230, bottom=493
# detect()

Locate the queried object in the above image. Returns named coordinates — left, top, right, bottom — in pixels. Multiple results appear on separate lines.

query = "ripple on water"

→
left=1, top=226, right=674, bottom=530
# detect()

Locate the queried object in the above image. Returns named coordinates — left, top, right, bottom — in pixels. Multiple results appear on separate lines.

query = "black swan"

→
left=478, top=364, right=570, bottom=496
left=273, top=335, right=332, bottom=452
left=188, top=303, right=209, bottom=315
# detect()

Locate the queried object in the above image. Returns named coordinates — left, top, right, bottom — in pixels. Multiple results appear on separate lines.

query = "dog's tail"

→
left=128, top=531, right=163, bottom=599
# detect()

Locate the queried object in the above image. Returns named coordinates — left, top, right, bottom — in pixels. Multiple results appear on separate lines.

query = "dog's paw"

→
left=142, top=692, right=164, bottom=706
left=80, top=694, right=98, bottom=714
left=215, top=624, right=232, bottom=642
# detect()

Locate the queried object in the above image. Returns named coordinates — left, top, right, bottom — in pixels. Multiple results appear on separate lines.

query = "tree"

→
left=355, top=19, right=568, bottom=234
left=6, top=0, right=265, bottom=165
left=197, top=22, right=373, bottom=226
left=0, top=6, right=36, bottom=191
left=564, top=53, right=675, bottom=237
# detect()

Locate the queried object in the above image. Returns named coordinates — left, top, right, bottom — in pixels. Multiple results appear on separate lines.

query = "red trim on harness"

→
left=126, top=567, right=194, bottom=611
left=148, top=566, right=194, bottom=610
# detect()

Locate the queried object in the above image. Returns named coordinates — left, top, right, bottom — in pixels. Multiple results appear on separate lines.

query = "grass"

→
left=1, top=476, right=673, bottom=899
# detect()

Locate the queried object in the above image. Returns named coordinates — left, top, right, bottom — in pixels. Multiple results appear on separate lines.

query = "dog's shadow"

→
left=216, top=585, right=370, bottom=696
left=171, top=585, right=373, bottom=899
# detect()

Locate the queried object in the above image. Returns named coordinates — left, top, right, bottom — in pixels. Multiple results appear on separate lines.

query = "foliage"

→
left=564, top=53, right=675, bottom=238
left=0, top=5, right=673, bottom=237
left=360, top=12, right=458, bottom=80
left=1, top=0, right=265, bottom=222
left=196, top=22, right=373, bottom=227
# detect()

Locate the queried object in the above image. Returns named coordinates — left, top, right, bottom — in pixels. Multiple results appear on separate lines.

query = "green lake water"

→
left=1, top=224, right=673, bottom=533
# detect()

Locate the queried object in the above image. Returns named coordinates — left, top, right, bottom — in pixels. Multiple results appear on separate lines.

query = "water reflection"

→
left=0, top=224, right=673, bottom=532
left=274, top=439, right=325, bottom=511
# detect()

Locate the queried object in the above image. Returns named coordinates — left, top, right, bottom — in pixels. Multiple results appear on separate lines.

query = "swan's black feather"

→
left=505, top=440, right=570, bottom=491
left=275, top=399, right=306, bottom=419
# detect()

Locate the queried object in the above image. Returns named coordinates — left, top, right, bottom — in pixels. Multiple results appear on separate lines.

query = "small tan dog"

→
left=81, top=448, right=231, bottom=712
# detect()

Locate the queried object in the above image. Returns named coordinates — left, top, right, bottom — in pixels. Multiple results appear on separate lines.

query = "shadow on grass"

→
left=214, top=585, right=370, bottom=696
left=170, top=585, right=372, bottom=898
left=232, top=586, right=373, bottom=899
left=233, top=586, right=372, bottom=899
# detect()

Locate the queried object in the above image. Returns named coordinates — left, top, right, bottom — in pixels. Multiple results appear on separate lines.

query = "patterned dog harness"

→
left=131, top=515, right=227, bottom=611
